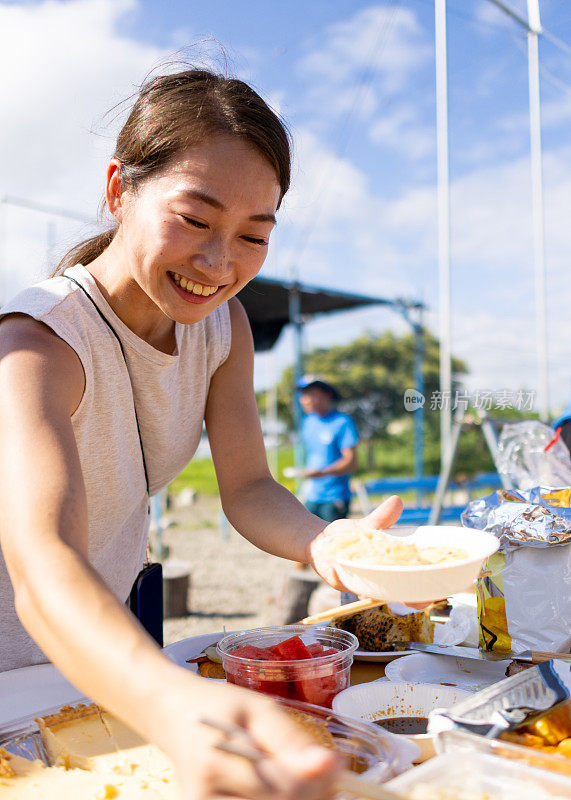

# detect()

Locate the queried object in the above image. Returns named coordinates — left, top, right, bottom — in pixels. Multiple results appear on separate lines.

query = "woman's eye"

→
left=242, top=236, right=268, bottom=246
left=182, top=216, right=208, bottom=229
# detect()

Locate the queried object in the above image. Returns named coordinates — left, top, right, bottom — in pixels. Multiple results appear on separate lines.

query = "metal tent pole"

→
left=398, top=302, right=426, bottom=498
left=485, top=0, right=550, bottom=421
left=526, top=0, right=549, bottom=421
left=289, top=284, right=305, bottom=477
left=435, top=0, right=452, bottom=468
left=413, top=311, right=425, bottom=484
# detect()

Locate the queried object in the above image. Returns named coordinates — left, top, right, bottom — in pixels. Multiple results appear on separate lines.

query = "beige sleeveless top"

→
left=0, top=265, right=231, bottom=671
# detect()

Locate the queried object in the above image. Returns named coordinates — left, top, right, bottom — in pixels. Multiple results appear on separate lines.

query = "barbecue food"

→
left=330, top=604, right=434, bottom=652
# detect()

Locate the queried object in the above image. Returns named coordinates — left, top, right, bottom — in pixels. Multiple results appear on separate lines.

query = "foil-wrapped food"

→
left=461, top=487, right=571, bottom=549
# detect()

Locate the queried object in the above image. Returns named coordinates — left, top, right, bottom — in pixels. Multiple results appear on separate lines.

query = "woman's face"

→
left=111, top=135, right=281, bottom=326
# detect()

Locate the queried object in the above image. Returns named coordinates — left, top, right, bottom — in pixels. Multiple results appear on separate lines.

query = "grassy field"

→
left=168, top=440, right=439, bottom=500
left=170, top=445, right=297, bottom=496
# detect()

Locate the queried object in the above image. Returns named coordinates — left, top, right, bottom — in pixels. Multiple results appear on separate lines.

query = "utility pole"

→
left=485, top=0, right=549, bottom=420
left=434, top=0, right=452, bottom=465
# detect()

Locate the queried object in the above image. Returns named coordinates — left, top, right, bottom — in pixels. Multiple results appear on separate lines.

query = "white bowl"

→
left=333, top=679, right=472, bottom=762
left=333, top=525, right=499, bottom=603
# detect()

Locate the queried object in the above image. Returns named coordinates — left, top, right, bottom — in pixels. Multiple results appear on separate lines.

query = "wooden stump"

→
left=273, top=570, right=320, bottom=625
left=163, top=560, right=191, bottom=618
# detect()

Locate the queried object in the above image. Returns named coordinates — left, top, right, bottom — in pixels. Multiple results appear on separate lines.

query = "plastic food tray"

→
left=435, top=728, right=571, bottom=778
left=0, top=697, right=89, bottom=765
left=386, top=751, right=571, bottom=799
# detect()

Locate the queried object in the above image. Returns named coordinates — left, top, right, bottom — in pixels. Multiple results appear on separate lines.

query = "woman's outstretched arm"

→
left=0, top=315, right=340, bottom=799
left=206, top=299, right=403, bottom=587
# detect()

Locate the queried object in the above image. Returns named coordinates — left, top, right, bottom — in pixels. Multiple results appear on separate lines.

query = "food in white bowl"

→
left=324, top=529, right=468, bottom=566
left=332, top=680, right=472, bottom=762
left=329, top=525, right=499, bottom=603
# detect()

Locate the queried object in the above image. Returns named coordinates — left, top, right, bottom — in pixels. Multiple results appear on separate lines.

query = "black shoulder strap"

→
left=66, top=275, right=150, bottom=496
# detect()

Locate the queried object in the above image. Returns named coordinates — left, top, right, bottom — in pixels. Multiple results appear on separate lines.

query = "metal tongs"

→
left=200, top=717, right=403, bottom=800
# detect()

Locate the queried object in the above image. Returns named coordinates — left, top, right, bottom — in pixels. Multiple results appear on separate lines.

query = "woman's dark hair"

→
left=54, top=69, right=291, bottom=275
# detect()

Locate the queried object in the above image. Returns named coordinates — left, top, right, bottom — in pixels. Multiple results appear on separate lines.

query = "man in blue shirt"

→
left=298, top=375, right=360, bottom=522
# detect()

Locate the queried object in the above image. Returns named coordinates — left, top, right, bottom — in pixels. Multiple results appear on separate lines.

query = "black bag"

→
left=129, top=562, right=164, bottom=647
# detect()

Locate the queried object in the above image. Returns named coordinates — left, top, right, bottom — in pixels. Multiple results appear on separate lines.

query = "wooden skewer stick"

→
left=298, top=597, right=383, bottom=625
left=200, top=718, right=403, bottom=800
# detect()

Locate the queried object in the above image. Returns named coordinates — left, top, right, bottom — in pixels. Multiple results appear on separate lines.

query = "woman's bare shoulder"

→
left=0, top=314, right=85, bottom=414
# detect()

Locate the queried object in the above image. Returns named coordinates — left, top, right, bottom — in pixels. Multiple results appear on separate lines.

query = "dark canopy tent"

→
left=237, top=275, right=396, bottom=352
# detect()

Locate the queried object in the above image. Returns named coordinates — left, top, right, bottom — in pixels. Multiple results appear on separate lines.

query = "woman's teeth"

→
left=171, top=272, right=218, bottom=296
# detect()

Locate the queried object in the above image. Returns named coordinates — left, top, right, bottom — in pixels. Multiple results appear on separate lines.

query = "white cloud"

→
left=297, top=4, right=432, bottom=121
left=0, top=0, right=167, bottom=208
left=300, top=5, right=431, bottom=82
left=369, top=103, right=435, bottom=160
left=265, top=120, right=571, bottom=410
left=0, top=0, right=175, bottom=296
left=271, top=127, right=419, bottom=298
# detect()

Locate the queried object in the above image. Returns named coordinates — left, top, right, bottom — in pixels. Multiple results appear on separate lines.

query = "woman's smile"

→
left=167, top=270, right=222, bottom=303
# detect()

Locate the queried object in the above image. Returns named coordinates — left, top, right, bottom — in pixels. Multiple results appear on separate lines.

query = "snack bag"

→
left=462, top=487, right=571, bottom=654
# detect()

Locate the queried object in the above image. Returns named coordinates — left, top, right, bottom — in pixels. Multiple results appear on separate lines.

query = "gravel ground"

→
left=161, top=495, right=303, bottom=646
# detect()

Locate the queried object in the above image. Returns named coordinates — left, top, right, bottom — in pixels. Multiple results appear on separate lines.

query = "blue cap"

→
left=297, top=374, right=340, bottom=400
left=553, top=402, right=571, bottom=430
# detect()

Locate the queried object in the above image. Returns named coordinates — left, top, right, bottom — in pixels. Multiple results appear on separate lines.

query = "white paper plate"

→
left=333, top=526, right=499, bottom=603
left=163, top=632, right=228, bottom=679
left=384, top=652, right=511, bottom=693
left=0, top=664, right=86, bottom=729
left=354, top=649, right=416, bottom=662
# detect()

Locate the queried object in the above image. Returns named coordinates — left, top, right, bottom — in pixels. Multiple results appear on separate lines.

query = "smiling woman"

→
left=0, top=66, right=408, bottom=800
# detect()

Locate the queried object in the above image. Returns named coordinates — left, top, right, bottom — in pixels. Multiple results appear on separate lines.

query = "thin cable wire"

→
left=542, top=28, right=571, bottom=60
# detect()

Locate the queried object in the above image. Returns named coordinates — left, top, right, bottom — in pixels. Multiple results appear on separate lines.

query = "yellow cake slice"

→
left=37, top=704, right=117, bottom=771
left=0, top=708, right=180, bottom=799
left=36, top=703, right=173, bottom=779
left=99, top=711, right=172, bottom=779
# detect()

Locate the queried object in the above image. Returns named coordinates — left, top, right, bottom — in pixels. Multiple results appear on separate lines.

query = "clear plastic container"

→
left=386, top=751, right=571, bottom=799
left=217, top=625, right=358, bottom=708
left=275, top=696, right=417, bottom=784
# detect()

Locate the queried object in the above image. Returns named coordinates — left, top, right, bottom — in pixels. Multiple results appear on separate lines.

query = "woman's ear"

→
left=106, top=159, right=124, bottom=223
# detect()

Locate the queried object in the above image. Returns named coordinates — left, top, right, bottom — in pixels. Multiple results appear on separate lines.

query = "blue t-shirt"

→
left=301, top=410, right=359, bottom=502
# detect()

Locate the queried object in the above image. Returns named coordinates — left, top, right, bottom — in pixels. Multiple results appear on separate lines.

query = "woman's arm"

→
left=206, top=300, right=403, bottom=578
left=0, top=316, right=339, bottom=799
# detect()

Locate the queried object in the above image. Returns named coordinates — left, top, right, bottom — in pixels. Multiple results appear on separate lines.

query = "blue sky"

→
left=1, top=0, right=570, bottom=411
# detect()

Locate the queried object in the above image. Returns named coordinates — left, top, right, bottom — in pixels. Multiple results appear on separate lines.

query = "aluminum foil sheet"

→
left=428, top=659, right=571, bottom=738
left=461, top=487, right=571, bottom=548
